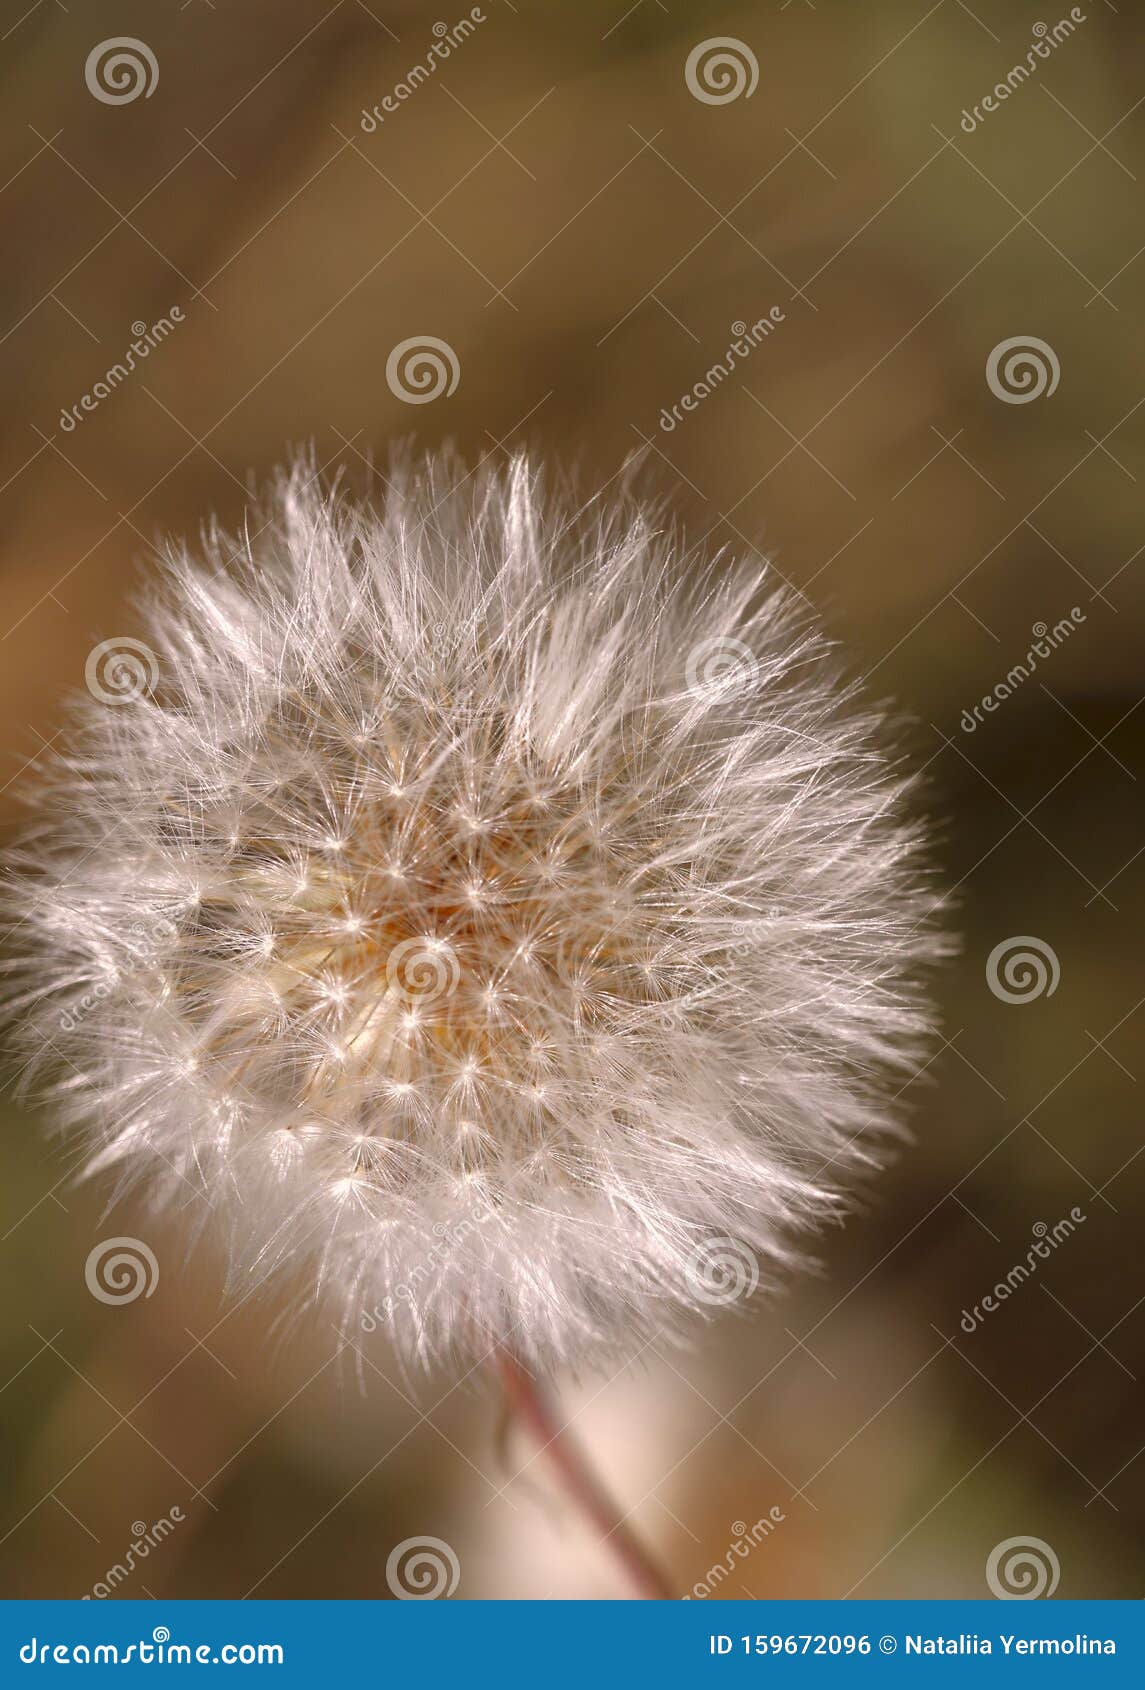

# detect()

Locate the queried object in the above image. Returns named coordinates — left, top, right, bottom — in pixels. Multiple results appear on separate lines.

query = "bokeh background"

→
left=2, top=0, right=1143, bottom=1601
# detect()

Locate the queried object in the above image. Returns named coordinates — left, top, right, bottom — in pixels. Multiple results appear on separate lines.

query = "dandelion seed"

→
left=2, top=451, right=944, bottom=1373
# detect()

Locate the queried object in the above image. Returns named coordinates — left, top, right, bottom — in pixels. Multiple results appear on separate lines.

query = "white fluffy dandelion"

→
left=2, top=453, right=942, bottom=1373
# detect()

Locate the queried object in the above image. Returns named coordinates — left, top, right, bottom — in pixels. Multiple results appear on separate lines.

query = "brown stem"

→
left=496, top=1349, right=673, bottom=1600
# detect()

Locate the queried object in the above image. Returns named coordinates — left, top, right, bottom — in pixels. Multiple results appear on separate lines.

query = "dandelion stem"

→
left=496, top=1349, right=673, bottom=1600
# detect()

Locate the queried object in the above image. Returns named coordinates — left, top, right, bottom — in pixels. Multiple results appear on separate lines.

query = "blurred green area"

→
left=1, top=0, right=1143, bottom=1599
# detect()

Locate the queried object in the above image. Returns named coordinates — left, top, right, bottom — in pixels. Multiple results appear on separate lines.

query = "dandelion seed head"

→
left=3, top=452, right=944, bottom=1371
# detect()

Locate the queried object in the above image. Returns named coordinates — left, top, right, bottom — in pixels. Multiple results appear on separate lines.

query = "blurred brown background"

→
left=1, top=0, right=1143, bottom=1601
